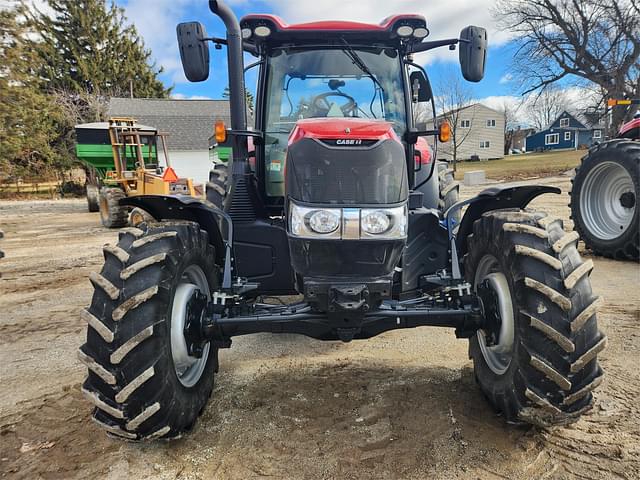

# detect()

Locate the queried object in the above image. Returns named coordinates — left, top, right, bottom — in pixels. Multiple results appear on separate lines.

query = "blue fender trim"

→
left=450, top=185, right=561, bottom=257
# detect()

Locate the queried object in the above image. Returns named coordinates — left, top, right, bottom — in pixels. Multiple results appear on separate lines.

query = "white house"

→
left=433, top=103, right=505, bottom=161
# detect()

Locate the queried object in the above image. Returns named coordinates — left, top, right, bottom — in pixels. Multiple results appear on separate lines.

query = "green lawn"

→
left=453, top=149, right=585, bottom=181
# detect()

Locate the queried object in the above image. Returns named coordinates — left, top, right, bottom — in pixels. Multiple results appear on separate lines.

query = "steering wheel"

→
left=311, top=92, right=357, bottom=117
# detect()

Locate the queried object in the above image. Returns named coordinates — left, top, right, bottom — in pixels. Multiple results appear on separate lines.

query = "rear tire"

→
left=438, top=162, right=460, bottom=222
left=79, top=221, right=219, bottom=440
left=86, top=184, right=100, bottom=212
left=465, top=209, right=605, bottom=426
left=99, top=187, right=128, bottom=228
left=570, top=140, right=639, bottom=260
left=205, top=163, right=228, bottom=209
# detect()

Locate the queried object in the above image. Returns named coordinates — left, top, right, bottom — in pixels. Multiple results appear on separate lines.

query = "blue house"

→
left=525, top=111, right=604, bottom=152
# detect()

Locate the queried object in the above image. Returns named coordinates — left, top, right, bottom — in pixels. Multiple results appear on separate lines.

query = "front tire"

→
left=79, top=221, right=219, bottom=440
left=99, top=187, right=128, bottom=228
left=465, top=209, right=606, bottom=426
left=570, top=140, right=639, bottom=260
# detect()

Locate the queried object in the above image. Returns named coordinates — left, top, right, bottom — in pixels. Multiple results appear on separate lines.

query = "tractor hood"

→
left=285, top=118, right=408, bottom=205
left=288, top=118, right=401, bottom=146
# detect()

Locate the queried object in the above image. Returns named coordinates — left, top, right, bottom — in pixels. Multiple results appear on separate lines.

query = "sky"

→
left=118, top=0, right=523, bottom=102
left=11, top=0, right=594, bottom=125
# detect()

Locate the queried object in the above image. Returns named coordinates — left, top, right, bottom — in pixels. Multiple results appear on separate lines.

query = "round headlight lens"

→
left=308, top=210, right=340, bottom=234
left=413, top=27, right=429, bottom=39
left=241, top=28, right=252, bottom=39
left=362, top=211, right=391, bottom=234
left=396, top=25, right=414, bottom=38
left=254, top=26, right=272, bottom=37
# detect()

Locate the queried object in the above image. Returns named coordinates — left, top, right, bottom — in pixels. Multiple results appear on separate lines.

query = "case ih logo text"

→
left=336, top=139, right=363, bottom=145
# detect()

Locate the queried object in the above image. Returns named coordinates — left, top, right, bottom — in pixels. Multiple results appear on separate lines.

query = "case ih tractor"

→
left=570, top=103, right=639, bottom=261
left=79, top=1, right=605, bottom=440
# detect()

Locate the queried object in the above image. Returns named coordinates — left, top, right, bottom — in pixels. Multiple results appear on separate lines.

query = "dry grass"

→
left=453, top=149, right=585, bottom=181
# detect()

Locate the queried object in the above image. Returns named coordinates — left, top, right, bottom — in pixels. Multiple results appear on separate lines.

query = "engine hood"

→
left=288, top=118, right=401, bottom=146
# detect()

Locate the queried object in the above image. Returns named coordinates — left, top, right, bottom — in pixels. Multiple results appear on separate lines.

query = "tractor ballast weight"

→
left=80, top=0, right=605, bottom=441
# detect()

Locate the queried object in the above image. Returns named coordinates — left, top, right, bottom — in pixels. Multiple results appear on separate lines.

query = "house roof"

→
left=107, top=98, right=231, bottom=151
left=435, top=102, right=502, bottom=119
left=540, top=109, right=606, bottom=132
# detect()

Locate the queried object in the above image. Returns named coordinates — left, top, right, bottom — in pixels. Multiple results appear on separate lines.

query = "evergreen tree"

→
left=0, top=6, right=62, bottom=179
left=27, top=0, right=169, bottom=98
left=222, top=86, right=255, bottom=119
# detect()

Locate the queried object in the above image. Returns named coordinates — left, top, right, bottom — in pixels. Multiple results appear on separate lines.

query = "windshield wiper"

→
left=340, top=38, right=385, bottom=95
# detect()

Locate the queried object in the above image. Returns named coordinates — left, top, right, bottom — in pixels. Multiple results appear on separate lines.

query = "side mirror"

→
left=409, top=71, right=432, bottom=102
left=177, top=22, right=210, bottom=82
left=459, top=26, right=487, bottom=82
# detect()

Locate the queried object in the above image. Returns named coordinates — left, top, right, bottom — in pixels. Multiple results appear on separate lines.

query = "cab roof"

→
left=239, top=14, right=429, bottom=49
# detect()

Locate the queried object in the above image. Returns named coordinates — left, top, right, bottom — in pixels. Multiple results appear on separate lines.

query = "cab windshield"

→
left=262, top=47, right=407, bottom=197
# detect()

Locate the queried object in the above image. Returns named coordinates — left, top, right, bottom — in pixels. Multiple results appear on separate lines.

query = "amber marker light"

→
left=214, top=120, right=227, bottom=144
left=439, top=121, right=451, bottom=143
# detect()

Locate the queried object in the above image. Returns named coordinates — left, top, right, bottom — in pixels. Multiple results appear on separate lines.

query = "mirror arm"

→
left=409, top=38, right=461, bottom=54
left=244, top=59, right=264, bottom=73
left=202, top=36, right=259, bottom=56
left=405, top=128, right=439, bottom=144
left=219, top=129, right=264, bottom=148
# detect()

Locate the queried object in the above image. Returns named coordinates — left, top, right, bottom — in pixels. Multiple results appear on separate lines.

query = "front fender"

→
left=453, top=185, right=561, bottom=257
left=121, top=195, right=227, bottom=266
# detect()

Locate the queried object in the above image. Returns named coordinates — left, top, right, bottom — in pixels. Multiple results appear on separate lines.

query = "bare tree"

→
left=494, top=0, right=640, bottom=132
left=498, top=99, right=524, bottom=154
left=436, top=71, right=474, bottom=169
left=526, top=87, right=570, bottom=129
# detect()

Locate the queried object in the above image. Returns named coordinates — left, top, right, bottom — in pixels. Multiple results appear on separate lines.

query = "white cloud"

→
left=499, top=73, right=513, bottom=84
left=171, top=93, right=213, bottom=100
left=268, top=0, right=512, bottom=63
left=477, top=94, right=521, bottom=112
left=122, top=0, right=193, bottom=84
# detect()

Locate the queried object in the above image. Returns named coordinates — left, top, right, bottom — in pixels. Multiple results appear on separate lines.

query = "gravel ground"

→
left=0, top=177, right=638, bottom=479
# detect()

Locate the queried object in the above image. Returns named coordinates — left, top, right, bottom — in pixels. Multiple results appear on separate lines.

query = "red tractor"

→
left=79, top=1, right=605, bottom=440
left=570, top=103, right=639, bottom=260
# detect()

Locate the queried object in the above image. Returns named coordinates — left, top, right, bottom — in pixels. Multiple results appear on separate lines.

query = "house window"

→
left=461, top=119, right=471, bottom=128
left=486, top=119, right=496, bottom=127
left=593, top=130, right=601, bottom=139
left=545, top=133, right=560, bottom=145
left=560, top=118, right=569, bottom=127
left=564, top=131, right=571, bottom=141
left=480, top=141, right=490, bottom=149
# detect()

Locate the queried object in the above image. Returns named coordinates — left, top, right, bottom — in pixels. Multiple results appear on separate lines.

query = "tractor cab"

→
left=241, top=15, right=431, bottom=203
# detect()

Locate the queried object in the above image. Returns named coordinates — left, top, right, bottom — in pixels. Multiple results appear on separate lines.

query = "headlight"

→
left=289, top=202, right=407, bottom=240
left=309, top=210, right=340, bottom=234
left=254, top=26, right=272, bottom=37
left=290, top=203, right=341, bottom=239
left=361, top=211, right=390, bottom=234
left=361, top=206, right=407, bottom=239
left=396, top=25, right=414, bottom=37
